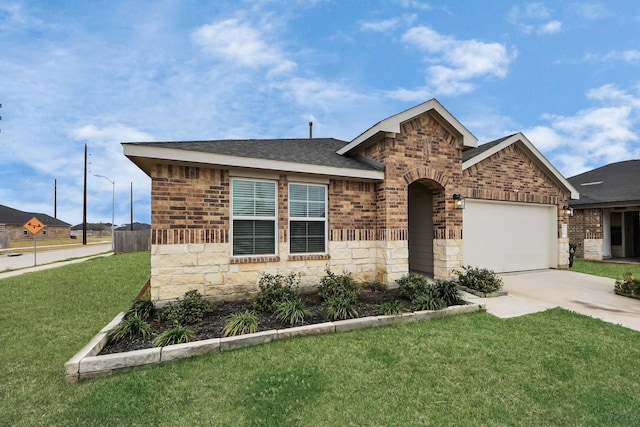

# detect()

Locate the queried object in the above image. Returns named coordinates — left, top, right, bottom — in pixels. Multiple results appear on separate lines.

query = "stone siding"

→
left=583, top=239, right=604, bottom=260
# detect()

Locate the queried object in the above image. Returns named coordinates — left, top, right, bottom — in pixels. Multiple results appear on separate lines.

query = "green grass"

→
left=571, top=259, right=640, bottom=280
left=2, top=252, right=640, bottom=426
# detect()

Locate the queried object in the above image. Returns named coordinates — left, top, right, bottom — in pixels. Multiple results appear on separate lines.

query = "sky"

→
left=1, top=0, right=639, bottom=226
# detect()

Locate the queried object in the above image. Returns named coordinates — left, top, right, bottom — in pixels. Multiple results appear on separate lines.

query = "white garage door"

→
left=463, top=199, right=557, bottom=273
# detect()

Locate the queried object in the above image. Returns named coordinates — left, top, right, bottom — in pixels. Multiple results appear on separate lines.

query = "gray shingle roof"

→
left=0, top=204, right=70, bottom=227
left=462, top=134, right=516, bottom=162
left=128, top=138, right=378, bottom=171
left=568, top=160, right=640, bottom=206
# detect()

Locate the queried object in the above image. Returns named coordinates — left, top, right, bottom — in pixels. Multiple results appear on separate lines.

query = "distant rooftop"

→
left=568, top=160, right=640, bottom=207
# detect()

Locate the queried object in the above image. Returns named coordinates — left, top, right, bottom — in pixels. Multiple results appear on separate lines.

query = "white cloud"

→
left=524, top=84, right=640, bottom=176
left=585, top=50, right=640, bottom=65
left=399, top=1, right=432, bottom=11
left=274, top=77, right=367, bottom=111
left=537, top=20, right=562, bottom=34
left=360, top=14, right=416, bottom=32
left=192, top=18, right=296, bottom=75
left=389, top=26, right=514, bottom=98
left=508, top=3, right=562, bottom=35
left=573, top=2, right=606, bottom=20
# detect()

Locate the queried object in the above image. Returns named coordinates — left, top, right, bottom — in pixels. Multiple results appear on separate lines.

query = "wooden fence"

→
left=114, top=230, right=151, bottom=253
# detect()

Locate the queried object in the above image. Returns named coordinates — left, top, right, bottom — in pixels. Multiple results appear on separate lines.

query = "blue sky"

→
left=1, top=1, right=639, bottom=226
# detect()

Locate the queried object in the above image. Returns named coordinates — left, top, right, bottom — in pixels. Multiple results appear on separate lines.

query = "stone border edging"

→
left=65, top=300, right=485, bottom=383
left=456, top=285, right=508, bottom=298
left=614, top=289, right=640, bottom=300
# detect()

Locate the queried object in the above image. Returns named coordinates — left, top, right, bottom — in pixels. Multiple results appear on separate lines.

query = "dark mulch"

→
left=100, top=286, right=421, bottom=355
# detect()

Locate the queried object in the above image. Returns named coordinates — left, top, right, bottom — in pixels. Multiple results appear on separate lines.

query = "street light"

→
left=94, top=174, right=115, bottom=251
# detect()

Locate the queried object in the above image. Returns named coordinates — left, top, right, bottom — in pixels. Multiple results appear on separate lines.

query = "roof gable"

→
left=337, top=98, right=478, bottom=155
left=567, top=160, right=640, bottom=207
left=463, top=133, right=579, bottom=200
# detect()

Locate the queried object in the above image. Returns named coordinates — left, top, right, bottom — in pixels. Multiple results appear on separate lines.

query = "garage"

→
left=463, top=199, right=557, bottom=273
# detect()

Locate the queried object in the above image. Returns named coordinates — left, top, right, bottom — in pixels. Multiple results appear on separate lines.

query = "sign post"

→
left=24, top=217, right=45, bottom=266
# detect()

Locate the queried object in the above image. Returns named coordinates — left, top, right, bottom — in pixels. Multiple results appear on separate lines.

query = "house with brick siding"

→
left=123, top=99, right=578, bottom=304
left=568, top=160, right=640, bottom=261
left=0, top=204, right=71, bottom=242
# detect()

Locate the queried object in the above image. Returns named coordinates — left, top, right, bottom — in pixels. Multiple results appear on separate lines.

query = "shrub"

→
left=161, top=289, right=212, bottom=325
left=275, top=298, right=309, bottom=325
left=433, top=279, right=461, bottom=305
left=456, top=265, right=503, bottom=294
left=109, top=314, right=152, bottom=342
left=224, top=311, right=259, bottom=336
left=615, top=273, right=640, bottom=296
left=153, top=324, right=196, bottom=347
left=377, top=301, right=404, bottom=316
left=412, top=292, right=446, bottom=311
left=318, top=270, right=360, bottom=304
left=127, top=298, right=155, bottom=320
left=253, top=273, right=300, bottom=313
left=396, top=274, right=431, bottom=301
left=325, top=296, right=358, bottom=320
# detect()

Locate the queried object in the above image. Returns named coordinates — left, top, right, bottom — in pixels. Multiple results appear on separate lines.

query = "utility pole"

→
left=83, top=144, right=87, bottom=245
left=54, top=179, right=57, bottom=219
left=130, top=182, right=133, bottom=231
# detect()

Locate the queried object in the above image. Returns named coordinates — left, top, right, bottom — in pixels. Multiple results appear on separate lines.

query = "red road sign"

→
left=24, top=217, right=45, bottom=235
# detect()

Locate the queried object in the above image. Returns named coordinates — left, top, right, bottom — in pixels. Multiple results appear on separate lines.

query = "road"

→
left=0, top=243, right=113, bottom=276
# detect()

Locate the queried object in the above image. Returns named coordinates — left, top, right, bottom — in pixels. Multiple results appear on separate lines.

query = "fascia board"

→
left=337, top=99, right=477, bottom=155
left=462, top=133, right=580, bottom=200
left=123, top=144, right=384, bottom=181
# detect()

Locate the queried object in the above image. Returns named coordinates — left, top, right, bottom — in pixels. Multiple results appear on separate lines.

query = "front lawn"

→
left=2, top=252, right=640, bottom=426
left=571, top=259, right=640, bottom=280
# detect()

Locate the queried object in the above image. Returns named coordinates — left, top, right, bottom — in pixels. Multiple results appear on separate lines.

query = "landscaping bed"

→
left=100, top=285, right=440, bottom=355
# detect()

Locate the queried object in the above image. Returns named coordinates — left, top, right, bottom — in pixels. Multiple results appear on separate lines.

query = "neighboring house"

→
left=568, top=160, right=640, bottom=260
left=115, top=222, right=151, bottom=231
left=123, top=99, right=578, bottom=304
left=0, top=204, right=71, bottom=240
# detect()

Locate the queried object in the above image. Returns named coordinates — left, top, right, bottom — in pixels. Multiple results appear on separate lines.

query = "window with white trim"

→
left=289, top=183, right=327, bottom=254
left=231, top=178, right=277, bottom=256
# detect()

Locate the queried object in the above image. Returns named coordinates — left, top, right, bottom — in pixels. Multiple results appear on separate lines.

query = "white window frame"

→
left=288, top=182, right=328, bottom=255
left=230, top=178, right=278, bottom=257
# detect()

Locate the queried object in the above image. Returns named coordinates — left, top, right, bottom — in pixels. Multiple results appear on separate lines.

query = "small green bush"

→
left=224, top=311, right=259, bottom=336
left=253, top=273, right=300, bottom=313
left=318, top=270, right=360, bottom=304
left=153, top=324, right=196, bottom=347
left=615, top=273, right=640, bottom=295
left=433, top=279, right=461, bottom=305
left=109, top=314, right=152, bottom=342
left=325, top=296, right=358, bottom=320
left=275, top=298, right=309, bottom=325
left=396, top=274, right=431, bottom=301
left=377, top=301, right=404, bottom=316
left=456, top=265, right=503, bottom=294
left=412, top=292, right=446, bottom=311
left=127, top=298, right=155, bottom=320
left=161, top=289, right=212, bottom=325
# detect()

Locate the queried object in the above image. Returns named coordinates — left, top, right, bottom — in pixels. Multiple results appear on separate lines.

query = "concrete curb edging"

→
left=457, top=285, right=508, bottom=298
left=65, top=300, right=485, bottom=382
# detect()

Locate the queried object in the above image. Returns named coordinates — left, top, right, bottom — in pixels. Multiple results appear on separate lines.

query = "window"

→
left=231, top=178, right=277, bottom=256
left=289, top=183, right=327, bottom=254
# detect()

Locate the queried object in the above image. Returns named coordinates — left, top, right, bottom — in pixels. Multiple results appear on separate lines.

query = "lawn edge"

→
left=65, top=299, right=485, bottom=383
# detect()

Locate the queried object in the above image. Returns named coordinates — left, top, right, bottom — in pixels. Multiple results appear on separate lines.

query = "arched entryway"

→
left=408, top=180, right=440, bottom=276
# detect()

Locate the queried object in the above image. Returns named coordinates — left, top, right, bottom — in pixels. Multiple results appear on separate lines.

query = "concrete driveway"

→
left=463, top=269, right=640, bottom=332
